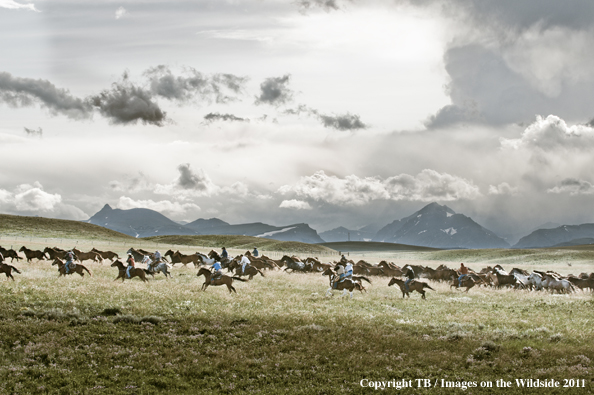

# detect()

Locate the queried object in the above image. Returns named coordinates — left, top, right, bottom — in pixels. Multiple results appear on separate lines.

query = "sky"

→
left=1, top=0, right=594, bottom=242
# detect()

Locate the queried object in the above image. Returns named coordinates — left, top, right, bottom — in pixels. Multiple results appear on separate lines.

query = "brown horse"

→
left=91, top=248, right=119, bottom=262
left=165, top=250, right=200, bottom=267
left=19, top=246, right=47, bottom=263
left=450, top=276, right=477, bottom=292
left=72, top=248, right=103, bottom=263
left=0, top=247, right=22, bottom=262
left=231, top=264, right=265, bottom=280
left=110, top=259, right=148, bottom=282
left=0, top=262, right=22, bottom=280
left=43, top=247, right=68, bottom=260
left=52, top=258, right=92, bottom=278
left=197, top=267, right=247, bottom=293
left=388, top=277, right=434, bottom=299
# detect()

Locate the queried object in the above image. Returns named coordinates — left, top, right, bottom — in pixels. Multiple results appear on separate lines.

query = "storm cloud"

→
left=255, top=75, right=293, bottom=106
left=89, top=73, right=167, bottom=126
left=144, top=65, right=248, bottom=104
left=318, top=113, right=367, bottom=131
left=203, top=112, right=248, bottom=123
left=547, top=178, right=594, bottom=195
left=0, top=72, right=92, bottom=120
left=23, top=127, right=42, bottom=137
left=154, top=164, right=219, bottom=198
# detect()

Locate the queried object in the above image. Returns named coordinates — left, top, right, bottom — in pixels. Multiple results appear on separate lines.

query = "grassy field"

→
left=0, top=241, right=592, bottom=394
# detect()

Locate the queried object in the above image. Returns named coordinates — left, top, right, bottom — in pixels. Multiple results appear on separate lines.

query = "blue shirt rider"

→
left=126, top=254, right=135, bottom=279
left=65, top=251, right=75, bottom=274
left=404, top=267, right=415, bottom=291
left=252, top=247, right=259, bottom=257
left=221, top=247, right=228, bottom=259
left=211, top=261, right=222, bottom=282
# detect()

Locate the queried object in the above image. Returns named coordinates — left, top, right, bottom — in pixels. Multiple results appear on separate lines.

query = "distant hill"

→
left=145, top=235, right=335, bottom=254
left=514, top=224, right=594, bottom=248
left=318, top=241, right=440, bottom=253
left=552, top=238, right=594, bottom=247
left=319, top=226, right=376, bottom=242
left=0, top=213, right=135, bottom=241
left=188, top=222, right=324, bottom=244
left=373, top=202, right=509, bottom=249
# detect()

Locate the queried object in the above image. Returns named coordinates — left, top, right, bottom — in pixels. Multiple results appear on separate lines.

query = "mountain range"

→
left=87, top=203, right=594, bottom=249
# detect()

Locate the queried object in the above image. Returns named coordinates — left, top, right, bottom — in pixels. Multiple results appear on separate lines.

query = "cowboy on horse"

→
left=211, top=260, right=223, bottom=283
left=239, top=254, right=251, bottom=275
left=65, top=251, right=76, bottom=274
left=126, top=253, right=135, bottom=278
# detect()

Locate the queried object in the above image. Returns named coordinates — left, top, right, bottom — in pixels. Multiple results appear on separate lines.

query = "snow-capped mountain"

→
left=373, top=202, right=509, bottom=249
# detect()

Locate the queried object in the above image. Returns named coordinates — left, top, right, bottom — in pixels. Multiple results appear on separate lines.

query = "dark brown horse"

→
left=91, top=248, right=119, bottom=262
left=165, top=250, right=200, bottom=267
left=197, top=267, right=247, bottom=293
left=388, top=277, right=434, bottom=299
left=0, top=261, right=21, bottom=280
left=0, top=247, right=22, bottom=262
left=110, top=259, right=148, bottom=282
left=43, top=247, right=69, bottom=260
left=52, top=258, right=92, bottom=277
left=232, top=265, right=265, bottom=280
left=19, top=246, right=47, bottom=263
left=72, top=248, right=103, bottom=263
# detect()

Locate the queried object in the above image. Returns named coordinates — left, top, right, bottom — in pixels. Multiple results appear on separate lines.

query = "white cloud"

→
left=278, top=169, right=481, bottom=206
left=0, top=0, right=37, bottom=11
left=0, top=182, right=87, bottom=220
left=547, top=178, right=594, bottom=195
left=501, top=115, right=594, bottom=151
left=279, top=199, right=312, bottom=210
left=115, top=6, right=127, bottom=19
left=488, top=182, right=519, bottom=196
left=117, top=196, right=200, bottom=216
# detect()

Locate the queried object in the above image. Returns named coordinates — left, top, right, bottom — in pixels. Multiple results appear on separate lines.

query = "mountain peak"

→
left=98, top=204, right=113, bottom=212
left=418, top=202, right=455, bottom=215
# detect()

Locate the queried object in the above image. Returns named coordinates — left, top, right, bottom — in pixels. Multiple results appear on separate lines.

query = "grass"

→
left=0, top=252, right=592, bottom=394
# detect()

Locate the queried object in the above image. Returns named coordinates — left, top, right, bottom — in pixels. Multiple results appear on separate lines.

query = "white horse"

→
left=513, top=273, right=530, bottom=289
left=143, top=255, right=172, bottom=279
left=195, top=252, right=216, bottom=266
left=526, top=273, right=544, bottom=290
left=542, top=275, right=575, bottom=293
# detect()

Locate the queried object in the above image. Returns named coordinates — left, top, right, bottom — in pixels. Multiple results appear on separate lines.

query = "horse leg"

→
left=227, top=284, right=237, bottom=293
left=421, top=290, right=426, bottom=299
left=326, top=288, right=333, bottom=297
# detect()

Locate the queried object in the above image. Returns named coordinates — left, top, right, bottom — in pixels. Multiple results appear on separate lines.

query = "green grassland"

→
left=0, top=216, right=593, bottom=393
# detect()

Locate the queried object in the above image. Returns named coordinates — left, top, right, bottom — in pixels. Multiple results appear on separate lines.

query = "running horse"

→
left=110, top=259, right=148, bottom=282
left=322, top=267, right=370, bottom=298
left=165, top=250, right=200, bottom=267
left=52, top=258, right=92, bottom=278
left=19, top=246, right=47, bottom=263
left=280, top=255, right=312, bottom=273
left=0, top=258, right=21, bottom=281
left=196, top=267, right=247, bottom=293
left=388, top=277, right=434, bottom=299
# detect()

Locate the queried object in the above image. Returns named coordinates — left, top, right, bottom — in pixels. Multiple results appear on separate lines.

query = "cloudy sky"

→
left=1, top=0, right=594, bottom=241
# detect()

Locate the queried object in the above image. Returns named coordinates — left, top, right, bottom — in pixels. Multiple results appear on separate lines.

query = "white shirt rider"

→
left=142, top=255, right=152, bottom=270
left=240, top=255, right=250, bottom=273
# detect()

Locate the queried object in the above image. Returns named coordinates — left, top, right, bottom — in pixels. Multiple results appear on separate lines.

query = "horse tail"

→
left=358, top=276, right=372, bottom=284
left=258, top=269, right=265, bottom=277
left=424, top=283, right=435, bottom=291
left=232, top=276, right=248, bottom=282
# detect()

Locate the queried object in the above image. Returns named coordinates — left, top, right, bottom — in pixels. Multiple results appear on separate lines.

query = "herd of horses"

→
left=1, top=244, right=593, bottom=298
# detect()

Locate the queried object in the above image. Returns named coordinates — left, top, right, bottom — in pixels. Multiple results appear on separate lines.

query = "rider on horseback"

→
left=252, top=247, right=259, bottom=257
left=65, top=251, right=76, bottom=274
left=221, top=247, right=228, bottom=260
left=126, top=253, right=135, bottom=279
left=333, top=264, right=346, bottom=288
left=239, top=254, right=251, bottom=274
left=345, top=261, right=353, bottom=279
left=142, top=255, right=153, bottom=271
left=457, top=263, right=469, bottom=288
left=211, top=260, right=222, bottom=282
left=404, top=266, right=415, bottom=292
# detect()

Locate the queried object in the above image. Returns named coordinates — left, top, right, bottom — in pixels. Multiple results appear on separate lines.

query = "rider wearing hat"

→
left=457, top=263, right=469, bottom=288
left=252, top=247, right=259, bottom=257
left=404, top=266, right=415, bottom=292
left=221, top=247, right=228, bottom=260
left=211, top=260, right=222, bottom=282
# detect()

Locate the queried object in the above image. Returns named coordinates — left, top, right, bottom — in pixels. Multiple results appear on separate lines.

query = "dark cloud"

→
left=89, top=72, right=167, bottom=126
left=0, top=72, right=92, bottom=120
left=548, top=178, right=594, bottom=195
left=176, top=163, right=215, bottom=192
left=24, top=126, right=42, bottom=137
left=296, top=0, right=342, bottom=12
left=318, top=113, right=367, bottom=131
left=284, top=104, right=367, bottom=130
left=144, top=65, right=247, bottom=104
left=203, top=112, right=249, bottom=123
left=255, top=75, right=293, bottom=106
